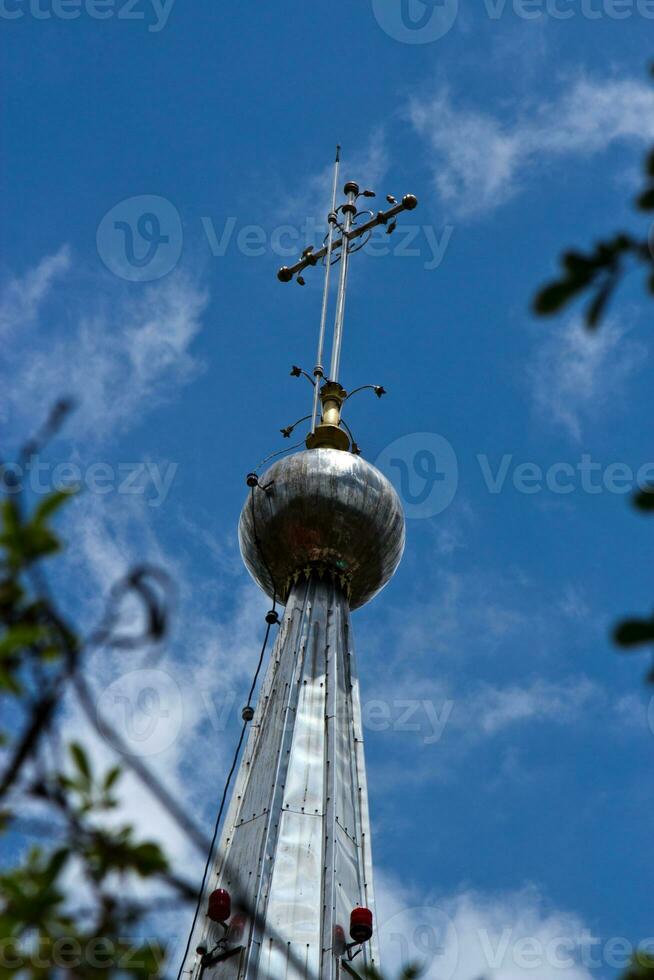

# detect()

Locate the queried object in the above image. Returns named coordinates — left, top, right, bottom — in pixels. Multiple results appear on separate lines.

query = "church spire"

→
left=183, top=150, right=416, bottom=980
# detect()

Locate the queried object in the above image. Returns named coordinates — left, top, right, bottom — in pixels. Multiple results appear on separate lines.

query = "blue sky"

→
left=2, top=1, right=654, bottom=977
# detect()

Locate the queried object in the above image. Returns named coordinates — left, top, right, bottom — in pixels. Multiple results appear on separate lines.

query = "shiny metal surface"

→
left=239, top=448, right=405, bottom=610
left=329, top=182, right=355, bottom=382
left=310, top=145, right=340, bottom=434
left=185, top=576, right=379, bottom=980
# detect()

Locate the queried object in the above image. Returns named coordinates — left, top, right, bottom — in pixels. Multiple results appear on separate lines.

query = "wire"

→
left=175, top=515, right=279, bottom=980
left=255, top=439, right=306, bottom=471
left=246, top=621, right=272, bottom=708
left=174, top=720, right=248, bottom=980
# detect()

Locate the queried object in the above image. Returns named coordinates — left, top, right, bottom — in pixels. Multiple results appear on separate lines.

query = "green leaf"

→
left=21, top=524, right=61, bottom=560
left=43, top=848, right=70, bottom=886
left=0, top=668, right=22, bottom=694
left=0, top=624, right=47, bottom=658
left=562, top=250, right=592, bottom=275
left=103, top=765, right=122, bottom=791
left=130, top=841, right=168, bottom=876
left=586, top=280, right=614, bottom=329
left=69, top=742, right=92, bottom=782
left=622, top=950, right=654, bottom=978
left=614, top=618, right=654, bottom=648
left=634, top=486, right=654, bottom=511
left=533, top=280, right=581, bottom=316
left=636, top=187, right=654, bottom=211
left=1, top=500, right=20, bottom=537
left=33, top=489, right=77, bottom=526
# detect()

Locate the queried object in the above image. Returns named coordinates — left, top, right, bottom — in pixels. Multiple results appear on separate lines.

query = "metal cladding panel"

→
left=265, top=809, right=323, bottom=943
left=185, top=576, right=378, bottom=980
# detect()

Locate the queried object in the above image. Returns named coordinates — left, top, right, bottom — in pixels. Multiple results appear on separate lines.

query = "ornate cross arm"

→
left=277, top=193, right=418, bottom=283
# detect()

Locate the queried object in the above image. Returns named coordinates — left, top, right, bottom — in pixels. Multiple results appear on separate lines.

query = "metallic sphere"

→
left=239, top=448, right=405, bottom=610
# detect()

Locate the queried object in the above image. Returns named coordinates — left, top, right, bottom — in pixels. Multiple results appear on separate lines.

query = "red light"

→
left=207, top=888, right=231, bottom=923
left=350, top=906, right=373, bottom=944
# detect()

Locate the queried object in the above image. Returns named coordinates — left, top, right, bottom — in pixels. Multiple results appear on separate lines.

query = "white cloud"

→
left=558, top=585, right=590, bottom=621
left=0, top=247, right=265, bottom=957
left=471, top=676, right=599, bottom=735
left=376, top=871, right=596, bottom=980
left=0, top=245, right=71, bottom=336
left=275, top=126, right=390, bottom=228
left=408, top=75, right=654, bottom=217
left=528, top=315, right=645, bottom=440
left=53, top=491, right=268, bottom=954
left=0, top=250, right=208, bottom=442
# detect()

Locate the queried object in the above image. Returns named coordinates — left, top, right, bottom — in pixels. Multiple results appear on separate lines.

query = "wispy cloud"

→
left=0, top=249, right=208, bottom=443
left=55, top=490, right=266, bottom=952
left=275, top=126, right=390, bottom=226
left=408, top=75, right=654, bottom=217
left=471, top=676, right=600, bottom=735
left=376, top=871, right=595, bottom=980
left=0, top=245, right=71, bottom=336
left=528, top=315, right=645, bottom=440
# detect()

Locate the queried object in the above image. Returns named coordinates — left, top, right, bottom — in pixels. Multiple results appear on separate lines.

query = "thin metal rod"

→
left=329, top=185, right=355, bottom=382
left=311, top=145, right=340, bottom=433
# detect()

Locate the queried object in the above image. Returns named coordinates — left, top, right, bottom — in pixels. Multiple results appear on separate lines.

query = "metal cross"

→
left=278, top=147, right=418, bottom=437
